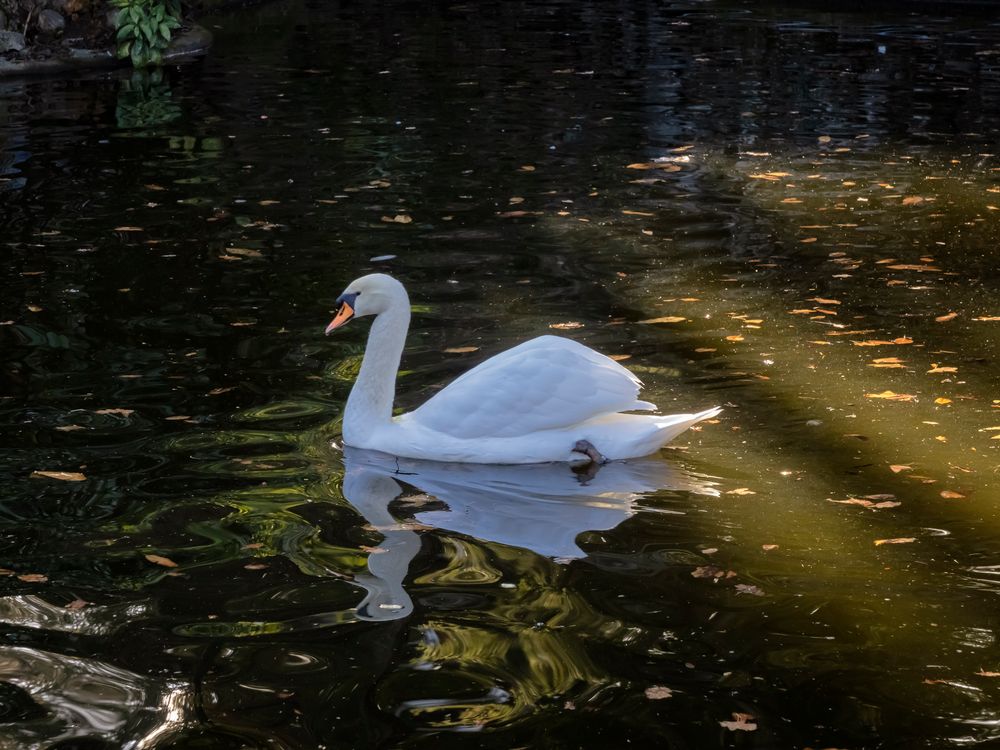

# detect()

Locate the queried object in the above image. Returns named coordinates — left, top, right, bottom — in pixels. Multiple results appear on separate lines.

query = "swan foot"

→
left=572, top=440, right=608, bottom=465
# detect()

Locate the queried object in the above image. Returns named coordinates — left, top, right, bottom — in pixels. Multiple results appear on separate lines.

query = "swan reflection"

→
left=342, top=447, right=717, bottom=621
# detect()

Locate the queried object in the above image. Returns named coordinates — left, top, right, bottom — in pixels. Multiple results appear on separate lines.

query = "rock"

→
left=37, top=9, right=66, bottom=34
left=0, top=30, right=27, bottom=53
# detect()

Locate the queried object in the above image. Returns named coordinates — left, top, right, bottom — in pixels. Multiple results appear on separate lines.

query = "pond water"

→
left=2, top=0, right=1000, bottom=747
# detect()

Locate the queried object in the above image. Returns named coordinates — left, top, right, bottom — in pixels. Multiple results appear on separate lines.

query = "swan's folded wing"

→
left=408, top=335, right=654, bottom=439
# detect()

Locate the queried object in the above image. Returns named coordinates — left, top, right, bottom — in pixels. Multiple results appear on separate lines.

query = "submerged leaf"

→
left=144, top=554, right=178, bottom=568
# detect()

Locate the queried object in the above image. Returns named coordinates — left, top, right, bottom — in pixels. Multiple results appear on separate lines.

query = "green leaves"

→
left=113, top=0, right=181, bottom=68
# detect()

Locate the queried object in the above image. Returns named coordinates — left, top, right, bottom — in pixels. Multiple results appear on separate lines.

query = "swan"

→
left=325, top=273, right=720, bottom=464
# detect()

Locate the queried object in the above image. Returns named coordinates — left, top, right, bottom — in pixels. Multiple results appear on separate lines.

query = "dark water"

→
left=2, top=1, right=1000, bottom=747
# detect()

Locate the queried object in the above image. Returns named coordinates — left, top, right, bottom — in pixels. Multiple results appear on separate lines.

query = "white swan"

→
left=325, top=273, right=720, bottom=464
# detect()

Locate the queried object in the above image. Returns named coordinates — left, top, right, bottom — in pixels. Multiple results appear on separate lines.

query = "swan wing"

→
left=408, top=335, right=654, bottom=439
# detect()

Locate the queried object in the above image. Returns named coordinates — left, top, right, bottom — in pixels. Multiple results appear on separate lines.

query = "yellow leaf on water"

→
left=927, top=365, right=957, bottom=374
left=622, top=209, right=654, bottom=216
left=17, top=573, right=48, bottom=583
left=934, top=398, right=952, bottom=404
left=935, top=312, right=958, bottom=322
left=549, top=322, right=584, bottom=330
left=726, top=335, right=744, bottom=342
left=639, top=316, right=687, bottom=324
left=889, top=464, right=912, bottom=473
left=443, top=346, right=479, bottom=354
left=30, top=471, right=86, bottom=482
left=381, top=214, right=413, bottom=224
left=609, top=354, right=632, bottom=361
left=874, top=537, right=916, bottom=546
left=726, top=487, right=756, bottom=495
left=901, top=196, right=925, bottom=206
left=809, top=297, right=841, bottom=305
left=940, top=490, right=966, bottom=499
left=144, top=554, right=178, bottom=568
left=886, top=264, right=940, bottom=272
left=865, top=391, right=917, bottom=402
left=972, top=316, right=1000, bottom=321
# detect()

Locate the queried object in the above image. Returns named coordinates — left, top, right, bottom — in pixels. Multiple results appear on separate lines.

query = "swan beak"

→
left=325, top=301, right=355, bottom=334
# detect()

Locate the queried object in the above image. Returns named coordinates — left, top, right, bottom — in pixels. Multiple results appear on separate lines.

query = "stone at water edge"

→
left=37, top=9, right=67, bottom=34
left=0, top=30, right=27, bottom=53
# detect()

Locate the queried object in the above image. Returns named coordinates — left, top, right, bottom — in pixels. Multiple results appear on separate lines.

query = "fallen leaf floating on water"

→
left=113, top=226, right=144, bottom=232
left=30, top=471, right=86, bottom=482
left=380, top=214, right=412, bottom=224
left=644, top=686, right=673, bottom=700
left=64, top=598, right=89, bottom=610
left=890, top=464, right=912, bottom=473
left=726, top=487, right=756, bottom=495
left=940, top=490, right=966, bottom=499
left=626, top=162, right=681, bottom=172
left=94, top=408, right=134, bottom=417
left=809, top=297, right=841, bottom=305
left=976, top=670, right=1000, bottom=678
left=901, top=196, right=925, bottom=206
left=852, top=337, right=913, bottom=346
left=972, top=316, right=1000, bottom=321
left=735, top=584, right=765, bottom=596
left=726, top=335, right=744, bottom=342
left=748, top=172, right=791, bottom=180
left=639, top=316, right=687, bottom=324
left=874, top=537, right=916, bottom=546
left=144, top=554, right=178, bottom=568
left=18, top=573, right=48, bottom=583
left=621, top=209, right=654, bottom=216
left=865, top=391, right=917, bottom=402
left=549, top=322, right=584, bottom=330
left=443, top=346, right=479, bottom=354
left=928, top=365, right=957, bottom=374
left=720, top=713, right=757, bottom=732
left=829, top=498, right=901, bottom=510
left=54, top=425, right=85, bottom=432
left=885, top=264, right=941, bottom=272
left=934, top=398, right=952, bottom=405
left=692, top=565, right=736, bottom=580
left=935, top=312, right=958, bottom=322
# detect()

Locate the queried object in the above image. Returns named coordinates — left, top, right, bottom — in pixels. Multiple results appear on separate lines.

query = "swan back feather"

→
left=410, top=335, right=654, bottom=439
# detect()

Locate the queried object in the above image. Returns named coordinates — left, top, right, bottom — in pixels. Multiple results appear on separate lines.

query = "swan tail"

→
left=624, top=406, right=722, bottom=457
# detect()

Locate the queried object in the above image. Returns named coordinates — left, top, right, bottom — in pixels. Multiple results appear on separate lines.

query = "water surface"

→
left=2, top=1, right=1000, bottom=747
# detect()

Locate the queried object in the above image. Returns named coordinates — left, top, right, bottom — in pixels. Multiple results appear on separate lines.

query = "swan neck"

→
left=344, top=298, right=410, bottom=439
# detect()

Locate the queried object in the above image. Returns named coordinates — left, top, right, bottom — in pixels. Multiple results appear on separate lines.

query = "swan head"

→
left=325, top=273, right=407, bottom=334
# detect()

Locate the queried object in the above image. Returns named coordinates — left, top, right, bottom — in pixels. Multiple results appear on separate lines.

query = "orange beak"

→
left=325, top=301, right=355, bottom=334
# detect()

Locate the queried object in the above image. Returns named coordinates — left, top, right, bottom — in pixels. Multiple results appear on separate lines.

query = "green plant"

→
left=112, top=0, right=181, bottom=68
